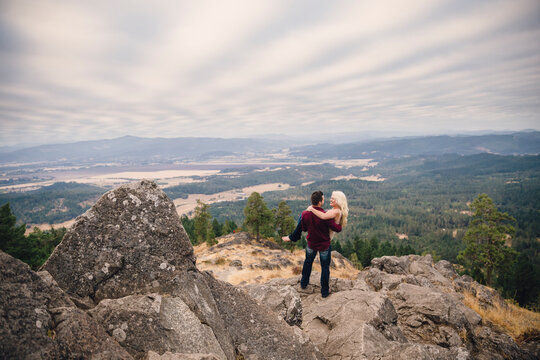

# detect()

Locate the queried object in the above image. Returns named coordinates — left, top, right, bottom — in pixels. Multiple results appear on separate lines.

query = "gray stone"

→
left=203, top=272, right=325, bottom=360
left=89, top=294, right=227, bottom=359
left=371, top=255, right=411, bottom=275
left=302, top=289, right=407, bottom=360
left=41, top=180, right=197, bottom=304
left=228, top=259, right=242, bottom=268
left=147, top=351, right=221, bottom=360
left=472, top=326, right=536, bottom=360
left=434, top=260, right=459, bottom=280
left=0, top=251, right=132, bottom=360
left=243, top=284, right=303, bottom=326
left=390, top=283, right=469, bottom=347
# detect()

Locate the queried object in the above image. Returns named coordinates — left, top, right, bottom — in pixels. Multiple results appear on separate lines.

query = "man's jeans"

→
left=301, top=244, right=332, bottom=297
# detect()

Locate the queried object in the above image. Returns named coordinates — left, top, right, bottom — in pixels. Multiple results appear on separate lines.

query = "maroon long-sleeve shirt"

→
left=301, top=207, right=342, bottom=251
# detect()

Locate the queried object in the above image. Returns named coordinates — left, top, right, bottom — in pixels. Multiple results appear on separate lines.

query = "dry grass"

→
left=292, top=266, right=302, bottom=275
left=214, top=257, right=228, bottom=265
left=463, top=291, right=540, bottom=343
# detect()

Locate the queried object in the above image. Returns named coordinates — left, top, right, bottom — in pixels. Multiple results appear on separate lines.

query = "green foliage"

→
left=180, top=215, right=195, bottom=241
left=164, top=164, right=359, bottom=199
left=212, top=218, right=223, bottom=237
left=222, top=219, right=238, bottom=234
left=243, top=192, right=274, bottom=241
left=338, top=235, right=417, bottom=268
left=274, top=201, right=296, bottom=237
left=0, top=203, right=65, bottom=270
left=0, top=203, right=26, bottom=253
left=349, top=253, right=361, bottom=269
left=193, top=200, right=216, bottom=245
left=458, top=194, right=518, bottom=287
left=0, top=182, right=106, bottom=224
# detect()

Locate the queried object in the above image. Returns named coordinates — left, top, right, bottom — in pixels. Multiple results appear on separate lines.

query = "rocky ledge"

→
left=247, top=254, right=538, bottom=360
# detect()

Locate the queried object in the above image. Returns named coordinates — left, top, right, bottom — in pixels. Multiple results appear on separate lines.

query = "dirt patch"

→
left=25, top=219, right=76, bottom=235
left=174, top=183, right=290, bottom=217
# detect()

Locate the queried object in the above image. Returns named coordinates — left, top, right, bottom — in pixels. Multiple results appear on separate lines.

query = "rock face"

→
left=243, top=283, right=303, bottom=326
left=41, top=180, right=197, bottom=305
left=0, top=251, right=133, bottom=359
left=252, top=255, right=536, bottom=360
left=2, top=180, right=324, bottom=359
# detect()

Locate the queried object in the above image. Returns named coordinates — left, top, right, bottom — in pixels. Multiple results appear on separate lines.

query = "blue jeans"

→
left=301, top=244, right=332, bottom=297
left=288, top=215, right=302, bottom=242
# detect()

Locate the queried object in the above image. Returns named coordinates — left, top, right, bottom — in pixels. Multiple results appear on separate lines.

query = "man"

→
left=283, top=191, right=342, bottom=298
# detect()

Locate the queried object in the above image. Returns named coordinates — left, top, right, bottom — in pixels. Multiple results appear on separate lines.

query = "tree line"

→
left=0, top=203, right=65, bottom=270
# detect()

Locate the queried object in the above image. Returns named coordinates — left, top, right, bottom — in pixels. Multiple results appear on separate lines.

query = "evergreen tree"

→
left=0, top=203, right=66, bottom=270
left=274, top=201, right=296, bottom=237
left=0, top=203, right=26, bottom=256
left=349, top=253, right=361, bottom=269
left=342, top=239, right=354, bottom=258
left=212, top=218, right=223, bottom=237
left=222, top=220, right=237, bottom=234
left=193, top=200, right=214, bottom=245
left=331, top=239, right=343, bottom=255
left=513, top=253, right=539, bottom=307
left=243, top=192, right=274, bottom=241
left=458, top=194, right=518, bottom=286
left=180, top=215, right=195, bottom=243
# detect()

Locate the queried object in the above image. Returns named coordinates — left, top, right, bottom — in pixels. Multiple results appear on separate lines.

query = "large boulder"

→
left=41, top=180, right=196, bottom=305
left=0, top=251, right=132, bottom=359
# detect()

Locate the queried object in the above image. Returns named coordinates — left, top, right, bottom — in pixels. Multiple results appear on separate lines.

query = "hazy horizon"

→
left=1, top=0, right=540, bottom=146
left=1, top=128, right=538, bottom=152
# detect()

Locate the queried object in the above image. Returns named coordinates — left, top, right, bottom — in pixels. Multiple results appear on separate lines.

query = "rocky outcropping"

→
left=250, top=255, right=536, bottom=360
left=2, top=180, right=324, bottom=360
left=0, top=251, right=133, bottom=359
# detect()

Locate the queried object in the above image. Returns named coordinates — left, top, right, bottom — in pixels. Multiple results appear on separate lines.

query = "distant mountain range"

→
left=0, top=136, right=286, bottom=165
left=1, top=131, right=538, bottom=165
left=290, top=131, right=540, bottom=159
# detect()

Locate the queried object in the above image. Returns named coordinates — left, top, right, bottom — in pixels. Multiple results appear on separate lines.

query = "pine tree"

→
left=349, top=253, right=361, bottom=269
left=457, top=194, right=518, bottom=286
left=274, top=201, right=296, bottom=237
left=180, top=215, right=195, bottom=243
left=222, top=220, right=237, bottom=234
left=212, top=218, right=223, bottom=237
left=0, top=203, right=26, bottom=255
left=193, top=200, right=214, bottom=245
left=243, top=192, right=274, bottom=241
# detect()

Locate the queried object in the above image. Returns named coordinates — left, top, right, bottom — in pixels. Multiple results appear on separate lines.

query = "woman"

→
left=307, top=190, right=348, bottom=239
left=282, top=190, right=348, bottom=242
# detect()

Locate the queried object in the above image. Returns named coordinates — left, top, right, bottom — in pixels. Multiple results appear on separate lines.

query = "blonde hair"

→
left=332, top=191, right=348, bottom=227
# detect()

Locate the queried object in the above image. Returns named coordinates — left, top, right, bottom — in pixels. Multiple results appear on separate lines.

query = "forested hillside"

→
left=290, top=131, right=540, bottom=159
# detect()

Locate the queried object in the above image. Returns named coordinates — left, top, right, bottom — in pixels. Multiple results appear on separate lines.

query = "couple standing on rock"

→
left=283, top=190, right=349, bottom=298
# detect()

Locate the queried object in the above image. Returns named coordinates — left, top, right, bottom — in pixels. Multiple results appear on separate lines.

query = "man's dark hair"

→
left=311, top=191, right=324, bottom=206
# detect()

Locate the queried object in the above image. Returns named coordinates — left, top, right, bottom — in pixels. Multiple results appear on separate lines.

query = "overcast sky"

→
left=1, top=0, right=539, bottom=146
